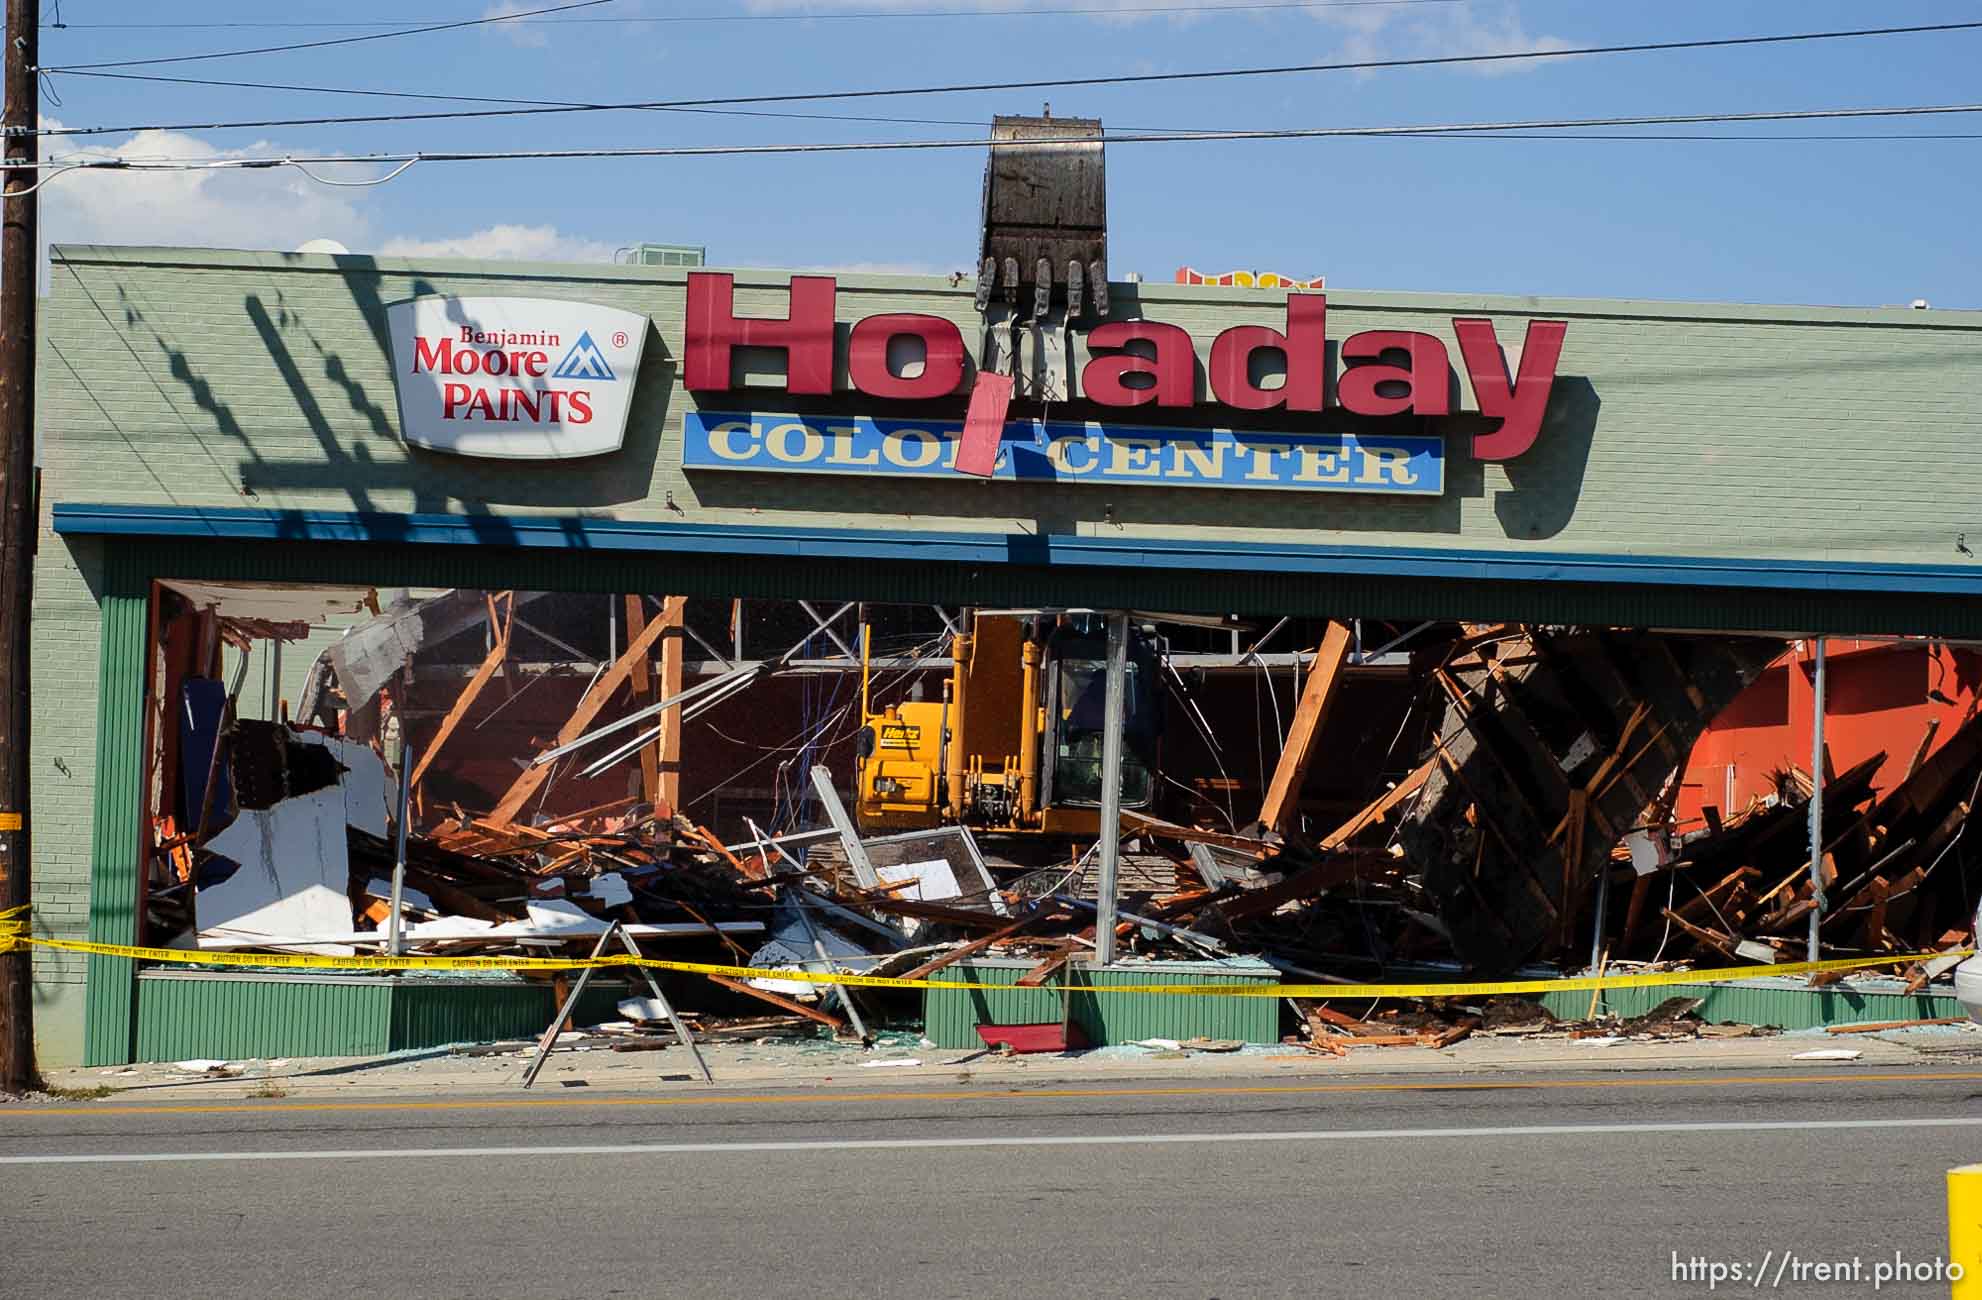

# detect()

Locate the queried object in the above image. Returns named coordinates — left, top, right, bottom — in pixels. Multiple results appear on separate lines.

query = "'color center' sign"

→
left=386, top=296, right=649, bottom=459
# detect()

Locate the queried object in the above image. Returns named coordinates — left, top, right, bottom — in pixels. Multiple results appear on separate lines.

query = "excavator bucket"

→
left=978, top=113, right=1108, bottom=318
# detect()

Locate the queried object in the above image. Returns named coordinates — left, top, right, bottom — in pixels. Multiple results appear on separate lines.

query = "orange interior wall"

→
left=1677, top=640, right=1982, bottom=828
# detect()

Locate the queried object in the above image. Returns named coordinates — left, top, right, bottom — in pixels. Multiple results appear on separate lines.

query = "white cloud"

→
left=40, top=120, right=371, bottom=254
left=741, top=0, right=1569, bottom=62
left=376, top=224, right=618, bottom=264
left=742, top=0, right=1304, bottom=27
left=482, top=1, right=550, bottom=49
left=1314, top=1, right=1572, bottom=76
left=35, top=119, right=611, bottom=271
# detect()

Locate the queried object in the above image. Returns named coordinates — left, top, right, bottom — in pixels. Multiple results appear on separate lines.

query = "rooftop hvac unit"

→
left=623, top=243, right=707, bottom=267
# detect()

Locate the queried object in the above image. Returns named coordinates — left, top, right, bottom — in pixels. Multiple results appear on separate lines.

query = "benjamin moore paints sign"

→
left=683, top=411, right=1443, bottom=495
left=386, top=296, right=650, bottom=459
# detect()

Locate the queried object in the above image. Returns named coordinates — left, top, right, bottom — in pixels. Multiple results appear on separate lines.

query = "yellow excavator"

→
left=853, top=613, right=1162, bottom=837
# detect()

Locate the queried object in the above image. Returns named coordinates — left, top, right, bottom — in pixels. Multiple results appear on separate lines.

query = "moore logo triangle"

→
left=552, top=331, right=617, bottom=382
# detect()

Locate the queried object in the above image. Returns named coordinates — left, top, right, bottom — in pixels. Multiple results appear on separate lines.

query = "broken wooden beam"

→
left=706, top=974, right=847, bottom=1031
left=408, top=593, right=512, bottom=792
left=897, top=908, right=1062, bottom=982
left=1258, top=621, right=1354, bottom=834
left=658, top=596, right=686, bottom=811
left=486, top=609, right=676, bottom=826
left=1319, top=757, right=1432, bottom=851
left=1659, top=908, right=1741, bottom=960
left=1825, top=1016, right=1967, bottom=1034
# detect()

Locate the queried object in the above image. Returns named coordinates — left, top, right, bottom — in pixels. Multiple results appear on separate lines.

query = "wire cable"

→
left=35, top=20, right=1982, bottom=138
left=61, top=70, right=1982, bottom=146
left=45, top=68, right=1030, bottom=135
left=19, top=102, right=1982, bottom=179
left=41, top=0, right=617, bottom=73
left=44, top=2, right=1466, bottom=30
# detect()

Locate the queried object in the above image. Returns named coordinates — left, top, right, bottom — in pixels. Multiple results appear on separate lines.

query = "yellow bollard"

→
left=1949, top=1165, right=1982, bottom=1297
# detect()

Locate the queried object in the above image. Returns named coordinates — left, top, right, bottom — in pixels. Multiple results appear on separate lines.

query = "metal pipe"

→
left=532, top=664, right=759, bottom=766
left=1588, top=858, right=1611, bottom=973
left=946, top=629, right=970, bottom=819
left=388, top=741, right=413, bottom=958
left=270, top=638, right=283, bottom=721
left=1093, top=611, right=1129, bottom=966
left=577, top=666, right=758, bottom=780
left=1807, top=636, right=1828, bottom=963
left=753, top=819, right=868, bottom=1041
left=1017, top=638, right=1041, bottom=821
left=859, top=622, right=873, bottom=725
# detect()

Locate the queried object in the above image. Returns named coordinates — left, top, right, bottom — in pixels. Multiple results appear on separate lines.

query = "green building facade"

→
left=26, top=244, right=1982, bottom=1065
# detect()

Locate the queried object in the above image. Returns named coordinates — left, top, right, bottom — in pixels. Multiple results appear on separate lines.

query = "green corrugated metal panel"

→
left=1535, top=980, right=1965, bottom=1030
left=923, top=959, right=1279, bottom=1048
left=83, top=550, right=151, bottom=1067
left=129, top=973, right=643, bottom=1062
left=923, top=964, right=1065, bottom=1048
left=388, top=978, right=634, bottom=1050
left=133, top=972, right=393, bottom=1062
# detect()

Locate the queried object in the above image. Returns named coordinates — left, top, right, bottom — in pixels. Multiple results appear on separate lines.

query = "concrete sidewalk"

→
left=24, top=1020, right=1982, bottom=1104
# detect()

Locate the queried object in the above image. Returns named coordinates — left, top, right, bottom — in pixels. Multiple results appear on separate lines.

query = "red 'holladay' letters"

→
left=685, top=272, right=838, bottom=395
left=681, top=273, right=1568, bottom=461
left=1081, top=321, right=1195, bottom=407
left=1453, top=318, right=1567, bottom=461
left=1207, top=293, right=1327, bottom=412
left=847, top=313, right=968, bottom=400
left=1338, top=330, right=1452, bottom=419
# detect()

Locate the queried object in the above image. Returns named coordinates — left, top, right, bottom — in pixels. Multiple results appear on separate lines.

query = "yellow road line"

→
left=15, top=1069, right=1982, bottom=1119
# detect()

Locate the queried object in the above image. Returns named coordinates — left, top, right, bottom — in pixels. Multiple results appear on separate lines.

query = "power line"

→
left=40, top=0, right=1463, bottom=28
left=36, top=20, right=1982, bottom=140
left=42, top=70, right=1059, bottom=134
left=39, top=0, right=616, bottom=73
left=47, top=130, right=1982, bottom=167
left=16, top=102, right=1982, bottom=186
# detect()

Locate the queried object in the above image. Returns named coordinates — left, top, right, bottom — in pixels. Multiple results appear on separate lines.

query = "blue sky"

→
left=32, top=0, right=1982, bottom=306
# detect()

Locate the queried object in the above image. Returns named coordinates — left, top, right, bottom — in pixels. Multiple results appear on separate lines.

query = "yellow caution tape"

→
left=0, top=914, right=1966, bottom=1000
left=0, top=812, right=23, bottom=831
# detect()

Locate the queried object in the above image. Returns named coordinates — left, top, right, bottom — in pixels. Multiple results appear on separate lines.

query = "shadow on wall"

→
left=147, top=254, right=675, bottom=513
left=88, top=249, right=1595, bottom=534
left=1494, top=375, right=1600, bottom=542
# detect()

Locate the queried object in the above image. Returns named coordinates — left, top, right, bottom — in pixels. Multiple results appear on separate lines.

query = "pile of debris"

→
left=1587, top=705, right=1982, bottom=981
left=137, top=582, right=1982, bottom=1057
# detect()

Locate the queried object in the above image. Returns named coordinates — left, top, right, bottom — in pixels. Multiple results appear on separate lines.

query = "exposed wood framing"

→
left=1257, top=620, right=1354, bottom=833
left=658, top=596, right=686, bottom=812
left=485, top=608, right=675, bottom=827
left=623, top=595, right=659, bottom=807
left=408, top=593, right=513, bottom=792
left=1319, top=757, right=1433, bottom=851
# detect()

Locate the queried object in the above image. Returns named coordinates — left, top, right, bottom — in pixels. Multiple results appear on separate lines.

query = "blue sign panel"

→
left=683, top=411, right=1443, bottom=496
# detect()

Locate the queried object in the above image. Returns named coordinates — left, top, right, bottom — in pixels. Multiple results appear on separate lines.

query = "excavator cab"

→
left=1037, top=620, right=1157, bottom=810
left=853, top=612, right=1160, bottom=835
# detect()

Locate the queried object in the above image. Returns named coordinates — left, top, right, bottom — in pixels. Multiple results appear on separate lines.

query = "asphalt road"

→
left=5, top=1068, right=1981, bottom=1299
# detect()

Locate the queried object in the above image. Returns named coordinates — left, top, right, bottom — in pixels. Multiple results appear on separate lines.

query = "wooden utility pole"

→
left=0, top=0, right=39, bottom=1094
